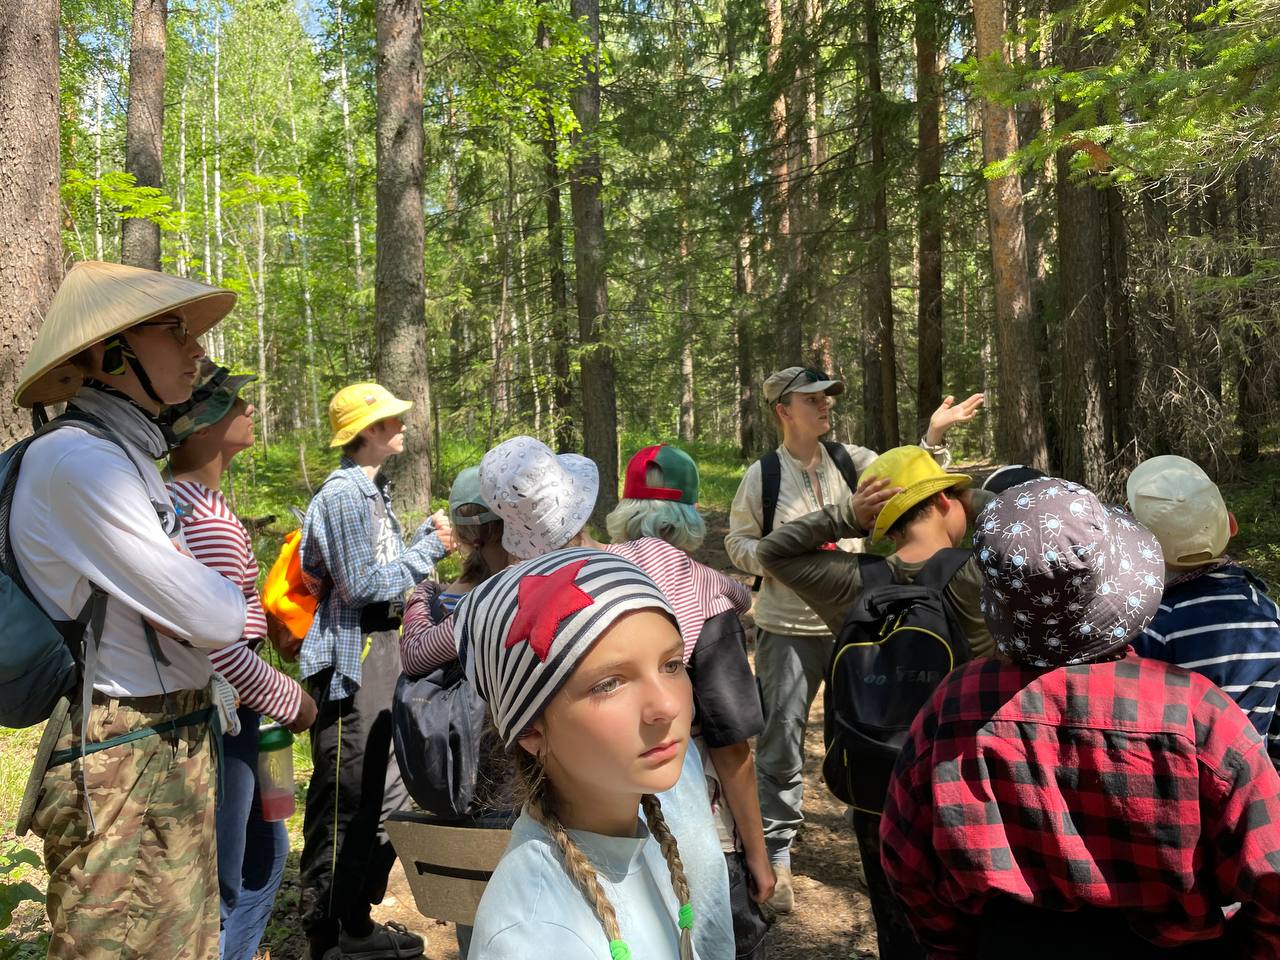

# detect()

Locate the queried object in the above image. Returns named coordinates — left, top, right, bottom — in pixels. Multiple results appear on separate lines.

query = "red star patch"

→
left=505, top=558, right=595, bottom=662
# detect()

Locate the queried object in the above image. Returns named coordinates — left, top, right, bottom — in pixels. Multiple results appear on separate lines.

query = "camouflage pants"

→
left=30, top=689, right=219, bottom=960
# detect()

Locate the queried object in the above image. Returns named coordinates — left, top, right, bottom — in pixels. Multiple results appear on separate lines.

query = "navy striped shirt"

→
left=1131, top=562, right=1280, bottom=768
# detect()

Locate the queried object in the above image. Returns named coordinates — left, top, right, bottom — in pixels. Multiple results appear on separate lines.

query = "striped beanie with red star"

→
left=455, top=547, right=679, bottom=746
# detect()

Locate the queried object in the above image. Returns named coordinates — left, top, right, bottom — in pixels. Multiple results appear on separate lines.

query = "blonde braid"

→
left=517, top=752, right=628, bottom=952
left=641, top=793, right=695, bottom=960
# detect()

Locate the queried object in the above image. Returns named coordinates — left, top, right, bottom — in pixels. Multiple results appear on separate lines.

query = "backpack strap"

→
left=752, top=451, right=782, bottom=592
left=821, top=440, right=860, bottom=496
left=913, top=547, right=973, bottom=592
left=854, top=553, right=896, bottom=592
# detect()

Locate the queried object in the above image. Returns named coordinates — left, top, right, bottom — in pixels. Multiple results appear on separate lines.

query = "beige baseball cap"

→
left=1126, top=455, right=1230, bottom=568
left=763, top=366, right=845, bottom=404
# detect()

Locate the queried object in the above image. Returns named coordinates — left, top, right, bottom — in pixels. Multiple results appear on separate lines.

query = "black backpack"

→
left=753, top=440, right=860, bottom=591
left=821, top=547, right=972, bottom=813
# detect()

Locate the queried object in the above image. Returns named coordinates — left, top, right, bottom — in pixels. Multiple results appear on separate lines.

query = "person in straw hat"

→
left=11, top=261, right=251, bottom=959
left=295, top=383, right=455, bottom=960
left=881, top=478, right=1280, bottom=956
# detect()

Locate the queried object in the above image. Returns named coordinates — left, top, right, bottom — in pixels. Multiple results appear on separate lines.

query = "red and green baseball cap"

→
left=622, top=444, right=699, bottom=505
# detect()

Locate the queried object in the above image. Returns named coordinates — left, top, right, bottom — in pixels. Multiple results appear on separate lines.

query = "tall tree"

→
left=121, top=0, right=166, bottom=269
left=0, top=0, right=61, bottom=441
left=864, top=0, right=899, bottom=448
left=569, top=0, right=619, bottom=526
left=972, top=0, right=1049, bottom=468
left=374, top=0, right=433, bottom=510
left=765, top=0, right=802, bottom=362
left=914, top=0, right=944, bottom=434
left=536, top=16, right=574, bottom=453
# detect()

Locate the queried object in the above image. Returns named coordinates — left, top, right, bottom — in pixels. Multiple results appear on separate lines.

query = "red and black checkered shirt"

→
left=881, top=650, right=1280, bottom=958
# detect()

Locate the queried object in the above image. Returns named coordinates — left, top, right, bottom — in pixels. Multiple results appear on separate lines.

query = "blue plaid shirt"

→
left=298, top=457, right=446, bottom=700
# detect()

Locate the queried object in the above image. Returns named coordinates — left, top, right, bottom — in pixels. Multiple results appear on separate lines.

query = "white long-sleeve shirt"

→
left=12, top=426, right=247, bottom=697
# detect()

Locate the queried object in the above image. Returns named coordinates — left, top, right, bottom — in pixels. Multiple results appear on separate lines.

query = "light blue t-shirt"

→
left=471, top=749, right=731, bottom=960
left=471, top=811, right=695, bottom=960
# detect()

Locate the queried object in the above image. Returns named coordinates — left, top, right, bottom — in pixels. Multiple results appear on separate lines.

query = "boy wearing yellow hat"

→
left=12, top=262, right=249, bottom=959
left=296, top=383, right=455, bottom=960
left=1127, top=455, right=1280, bottom=770
left=758, top=445, right=991, bottom=960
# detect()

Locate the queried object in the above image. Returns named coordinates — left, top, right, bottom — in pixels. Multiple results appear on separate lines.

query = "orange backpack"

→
left=262, top=528, right=318, bottom=643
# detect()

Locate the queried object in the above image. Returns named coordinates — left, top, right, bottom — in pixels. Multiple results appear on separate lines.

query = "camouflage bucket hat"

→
left=165, top=358, right=256, bottom=442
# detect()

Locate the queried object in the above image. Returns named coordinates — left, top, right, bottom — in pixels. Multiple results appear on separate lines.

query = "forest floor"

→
left=3, top=451, right=1278, bottom=959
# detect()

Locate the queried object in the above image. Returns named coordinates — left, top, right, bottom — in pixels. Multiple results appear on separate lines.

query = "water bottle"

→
left=257, top=723, right=296, bottom=822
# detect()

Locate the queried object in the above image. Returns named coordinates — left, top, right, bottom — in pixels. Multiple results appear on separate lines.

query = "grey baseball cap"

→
left=763, top=366, right=845, bottom=404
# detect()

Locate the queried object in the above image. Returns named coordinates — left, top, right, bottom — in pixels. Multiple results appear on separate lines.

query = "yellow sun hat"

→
left=328, top=383, right=413, bottom=448
left=862, top=445, right=971, bottom=541
left=16, top=261, right=236, bottom=408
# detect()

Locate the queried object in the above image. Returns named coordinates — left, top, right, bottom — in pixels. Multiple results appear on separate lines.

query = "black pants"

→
left=851, top=809, right=926, bottom=960
left=727, top=850, right=771, bottom=959
left=299, top=632, right=410, bottom=945
left=977, top=899, right=1225, bottom=959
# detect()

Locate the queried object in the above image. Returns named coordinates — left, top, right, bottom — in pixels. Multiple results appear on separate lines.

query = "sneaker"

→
left=336, top=920, right=426, bottom=959
left=765, top=863, right=795, bottom=915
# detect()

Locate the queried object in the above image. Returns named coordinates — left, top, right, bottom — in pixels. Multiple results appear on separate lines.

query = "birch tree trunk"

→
left=93, top=72, right=104, bottom=261
left=121, top=0, right=166, bottom=270
left=286, top=72, right=321, bottom=435
left=973, top=0, right=1050, bottom=468
left=252, top=152, right=271, bottom=447
left=337, top=0, right=367, bottom=309
left=374, top=0, right=433, bottom=511
left=0, top=0, right=61, bottom=441
left=569, top=0, right=619, bottom=526
left=176, top=59, right=190, bottom=277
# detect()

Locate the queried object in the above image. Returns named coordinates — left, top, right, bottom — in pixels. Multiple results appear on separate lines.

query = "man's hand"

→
left=852, top=476, right=902, bottom=533
left=429, top=509, right=457, bottom=552
left=925, top=392, right=984, bottom=446
left=287, top=689, right=318, bottom=733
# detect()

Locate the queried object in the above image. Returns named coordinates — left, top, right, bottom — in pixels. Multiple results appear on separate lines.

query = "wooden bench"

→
left=385, top=812, right=513, bottom=926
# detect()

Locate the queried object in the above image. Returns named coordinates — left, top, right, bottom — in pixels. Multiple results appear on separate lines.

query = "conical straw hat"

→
left=15, top=261, right=237, bottom=408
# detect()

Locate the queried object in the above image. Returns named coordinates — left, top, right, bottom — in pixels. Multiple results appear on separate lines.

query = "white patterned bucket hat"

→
left=479, top=436, right=600, bottom=560
left=972, top=477, right=1165, bottom=667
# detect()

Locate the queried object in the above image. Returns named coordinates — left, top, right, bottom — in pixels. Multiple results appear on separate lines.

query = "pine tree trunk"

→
left=121, top=0, right=166, bottom=270
left=1104, top=185, right=1134, bottom=456
left=568, top=0, right=619, bottom=527
left=536, top=17, right=575, bottom=454
left=914, top=0, right=944, bottom=436
left=765, top=0, right=801, bottom=362
left=972, top=0, right=1050, bottom=468
left=374, top=0, right=433, bottom=511
left=727, top=18, right=761, bottom=459
left=0, top=0, right=61, bottom=441
left=864, top=0, right=899, bottom=448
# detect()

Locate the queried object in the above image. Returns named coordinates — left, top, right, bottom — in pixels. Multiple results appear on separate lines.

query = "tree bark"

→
left=252, top=153, right=270, bottom=447
left=537, top=17, right=575, bottom=454
left=1104, top=185, right=1134, bottom=456
left=286, top=69, right=321, bottom=434
left=0, top=0, right=61, bottom=441
left=914, top=0, right=944, bottom=436
left=1235, top=162, right=1265, bottom=463
left=568, top=0, right=619, bottom=527
left=374, top=0, right=433, bottom=511
left=765, top=0, right=802, bottom=362
left=727, top=16, right=761, bottom=459
left=93, top=71, right=105, bottom=261
left=972, top=0, right=1050, bottom=468
left=337, top=0, right=367, bottom=310
left=864, top=0, right=899, bottom=448
left=121, top=0, right=166, bottom=270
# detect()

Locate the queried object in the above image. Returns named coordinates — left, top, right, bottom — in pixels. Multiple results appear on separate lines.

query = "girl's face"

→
left=522, top=609, right=691, bottom=824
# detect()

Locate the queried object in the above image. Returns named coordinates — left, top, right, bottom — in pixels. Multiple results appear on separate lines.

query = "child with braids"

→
left=456, top=548, right=715, bottom=959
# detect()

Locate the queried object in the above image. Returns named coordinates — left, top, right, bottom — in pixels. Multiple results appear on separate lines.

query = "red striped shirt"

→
left=169, top=479, right=302, bottom=723
left=400, top=537, right=752, bottom=675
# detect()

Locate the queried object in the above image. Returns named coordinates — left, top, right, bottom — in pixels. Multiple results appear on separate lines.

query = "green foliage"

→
left=0, top=837, right=44, bottom=930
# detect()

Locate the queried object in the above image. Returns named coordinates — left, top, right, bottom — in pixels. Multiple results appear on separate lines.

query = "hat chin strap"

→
left=84, top=375, right=182, bottom=452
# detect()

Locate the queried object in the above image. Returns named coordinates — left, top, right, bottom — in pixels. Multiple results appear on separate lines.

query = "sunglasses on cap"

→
left=778, top=367, right=831, bottom=400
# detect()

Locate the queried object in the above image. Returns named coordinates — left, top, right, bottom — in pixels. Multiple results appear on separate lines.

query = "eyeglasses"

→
left=777, top=367, right=829, bottom=401
left=137, top=318, right=191, bottom=346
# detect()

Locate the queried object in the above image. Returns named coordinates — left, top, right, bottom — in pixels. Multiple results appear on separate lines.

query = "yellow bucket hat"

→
left=328, top=382, right=412, bottom=448
left=862, top=446, right=971, bottom=540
